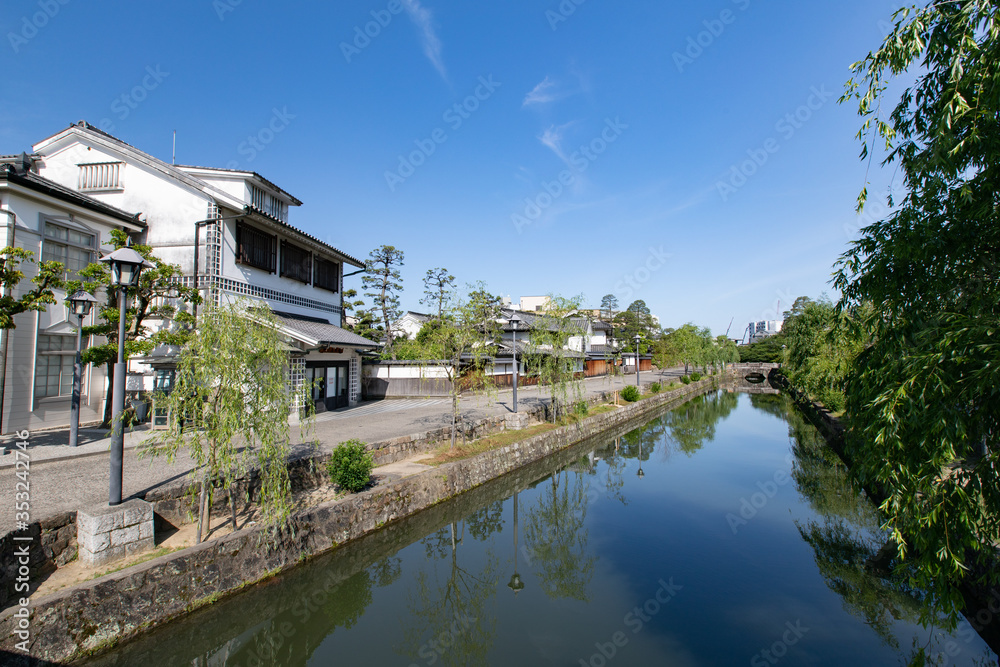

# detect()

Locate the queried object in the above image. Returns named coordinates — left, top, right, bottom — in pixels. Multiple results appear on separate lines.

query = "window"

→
left=34, top=334, right=76, bottom=399
left=78, top=162, right=124, bottom=191
left=42, top=222, right=96, bottom=278
left=280, top=240, right=311, bottom=284
left=249, top=185, right=288, bottom=222
left=235, top=222, right=276, bottom=273
left=314, top=257, right=340, bottom=293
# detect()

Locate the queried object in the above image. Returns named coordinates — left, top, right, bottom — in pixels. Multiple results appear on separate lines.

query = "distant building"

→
left=518, top=296, right=550, bottom=312
left=748, top=320, right=783, bottom=344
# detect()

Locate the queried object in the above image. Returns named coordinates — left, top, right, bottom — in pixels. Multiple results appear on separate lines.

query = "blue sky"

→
left=1, top=0, right=906, bottom=337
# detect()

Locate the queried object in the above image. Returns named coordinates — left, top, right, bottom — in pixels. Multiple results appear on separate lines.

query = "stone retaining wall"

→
left=0, top=376, right=720, bottom=663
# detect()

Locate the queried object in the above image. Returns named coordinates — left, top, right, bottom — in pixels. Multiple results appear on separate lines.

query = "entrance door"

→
left=325, top=362, right=349, bottom=411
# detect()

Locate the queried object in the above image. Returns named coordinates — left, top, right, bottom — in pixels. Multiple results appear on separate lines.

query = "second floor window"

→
left=235, top=222, right=276, bottom=273
left=42, top=222, right=96, bottom=278
left=314, top=257, right=340, bottom=293
left=280, top=241, right=311, bottom=284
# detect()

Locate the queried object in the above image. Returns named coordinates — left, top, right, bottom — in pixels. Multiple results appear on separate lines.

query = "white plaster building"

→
left=0, top=121, right=376, bottom=435
left=0, top=154, right=146, bottom=435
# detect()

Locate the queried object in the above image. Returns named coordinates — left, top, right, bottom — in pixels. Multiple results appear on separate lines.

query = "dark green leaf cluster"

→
left=620, top=385, right=640, bottom=402
left=326, top=439, right=374, bottom=493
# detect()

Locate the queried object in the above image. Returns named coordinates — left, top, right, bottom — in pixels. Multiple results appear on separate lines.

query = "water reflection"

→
left=82, top=390, right=1000, bottom=666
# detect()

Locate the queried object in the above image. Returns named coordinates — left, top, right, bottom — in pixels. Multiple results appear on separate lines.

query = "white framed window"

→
left=34, top=334, right=76, bottom=399
left=78, top=162, right=124, bottom=191
left=42, top=221, right=97, bottom=278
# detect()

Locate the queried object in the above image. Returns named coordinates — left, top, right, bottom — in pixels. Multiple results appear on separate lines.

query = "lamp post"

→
left=634, top=333, right=641, bottom=388
left=638, top=438, right=645, bottom=478
left=68, top=290, right=99, bottom=448
left=100, top=244, right=153, bottom=506
left=509, top=313, right=522, bottom=413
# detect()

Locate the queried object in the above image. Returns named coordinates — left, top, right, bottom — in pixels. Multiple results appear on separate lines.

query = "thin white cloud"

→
left=538, top=122, right=575, bottom=165
left=523, top=77, right=559, bottom=107
left=401, top=0, right=447, bottom=80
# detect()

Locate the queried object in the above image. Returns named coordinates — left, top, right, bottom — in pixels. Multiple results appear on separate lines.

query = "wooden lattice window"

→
left=314, top=257, right=340, bottom=293
left=280, top=240, right=312, bottom=284
left=235, top=222, right=276, bottom=273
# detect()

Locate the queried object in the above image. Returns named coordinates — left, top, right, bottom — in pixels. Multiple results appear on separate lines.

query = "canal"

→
left=85, top=390, right=999, bottom=666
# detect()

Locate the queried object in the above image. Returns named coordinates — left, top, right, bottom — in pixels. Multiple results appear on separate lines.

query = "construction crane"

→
left=724, top=317, right=734, bottom=338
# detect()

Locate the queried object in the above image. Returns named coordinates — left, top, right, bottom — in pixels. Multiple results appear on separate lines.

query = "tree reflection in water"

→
left=399, top=515, right=502, bottom=666
left=664, top=390, right=739, bottom=456
left=750, top=394, right=996, bottom=663
left=522, top=470, right=596, bottom=602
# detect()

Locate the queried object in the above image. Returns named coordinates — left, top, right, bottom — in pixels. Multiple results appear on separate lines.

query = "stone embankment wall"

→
left=0, top=376, right=721, bottom=663
left=1, top=380, right=625, bottom=610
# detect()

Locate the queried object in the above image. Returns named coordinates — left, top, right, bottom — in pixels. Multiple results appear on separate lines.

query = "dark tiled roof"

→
left=274, top=313, right=379, bottom=348
left=0, top=164, right=144, bottom=227
left=500, top=308, right=589, bottom=334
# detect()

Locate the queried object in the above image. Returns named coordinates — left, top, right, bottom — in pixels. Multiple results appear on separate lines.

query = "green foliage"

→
left=780, top=296, right=865, bottom=413
left=649, top=382, right=662, bottom=394
left=680, top=375, right=691, bottom=385
left=362, top=245, right=404, bottom=357
left=835, top=0, right=1000, bottom=622
left=527, top=294, right=586, bottom=422
left=690, top=372, right=702, bottom=382
left=0, top=246, right=64, bottom=329
left=599, top=293, right=618, bottom=319
left=65, top=230, right=199, bottom=425
left=737, top=332, right=787, bottom=363
left=573, top=400, right=588, bottom=416
left=620, top=385, right=640, bottom=402
left=421, top=283, right=504, bottom=447
left=420, top=267, right=455, bottom=319
left=327, top=439, right=374, bottom=493
left=143, top=300, right=303, bottom=529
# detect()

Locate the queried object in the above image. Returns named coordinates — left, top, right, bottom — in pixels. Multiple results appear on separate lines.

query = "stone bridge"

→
left=726, top=363, right=782, bottom=394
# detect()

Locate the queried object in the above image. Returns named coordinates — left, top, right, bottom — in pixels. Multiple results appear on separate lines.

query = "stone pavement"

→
left=0, top=367, right=687, bottom=534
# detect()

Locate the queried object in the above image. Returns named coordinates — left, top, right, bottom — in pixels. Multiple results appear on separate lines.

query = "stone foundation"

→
left=76, top=499, right=154, bottom=567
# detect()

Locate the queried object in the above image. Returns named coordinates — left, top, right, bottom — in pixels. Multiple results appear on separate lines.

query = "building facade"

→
left=0, top=122, right=375, bottom=435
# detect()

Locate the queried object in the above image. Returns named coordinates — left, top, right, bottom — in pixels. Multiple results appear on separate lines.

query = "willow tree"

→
left=835, top=0, right=1000, bottom=619
left=423, top=284, right=503, bottom=447
left=143, top=301, right=306, bottom=542
left=526, top=294, right=585, bottom=422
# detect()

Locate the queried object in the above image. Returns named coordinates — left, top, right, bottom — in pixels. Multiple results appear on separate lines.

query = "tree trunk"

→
left=196, top=479, right=207, bottom=545
left=228, top=485, right=238, bottom=531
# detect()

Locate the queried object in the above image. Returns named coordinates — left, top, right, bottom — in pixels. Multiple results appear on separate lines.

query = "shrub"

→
left=327, top=440, right=374, bottom=493
left=649, top=382, right=662, bottom=394
left=573, top=400, right=589, bottom=416
left=621, top=385, right=640, bottom=402
left=680, top=375, right=691, bottom=385
left=690, top=372, right=702, bottom=381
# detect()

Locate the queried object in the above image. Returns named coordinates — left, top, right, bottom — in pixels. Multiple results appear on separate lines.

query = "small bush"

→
left=680, top=375, right=691, bottom=385
left=649, top=382, right=662, bottom=394
left=327, top=439, right=374, bottom=493
left=621, top=385, right=640, bottom=402
left=690, top=372, right=702, bottom=381
left=573, top=401, right=589, bottom=416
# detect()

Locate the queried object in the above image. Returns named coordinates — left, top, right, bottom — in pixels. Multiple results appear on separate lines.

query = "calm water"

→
left=88, top=391, right=1000, bottom=666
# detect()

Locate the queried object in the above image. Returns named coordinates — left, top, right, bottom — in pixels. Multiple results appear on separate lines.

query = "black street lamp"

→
left=100, top=244, right=153, bottom=506
left=67, top=290, right=99, bottom=448
left=509, top=313, right=522, bottom=413
left=634, top=333, right=641, bottom=388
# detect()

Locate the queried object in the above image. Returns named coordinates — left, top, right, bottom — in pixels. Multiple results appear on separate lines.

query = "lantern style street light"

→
left=68, top=290, right=99, bottom=448
left=509, top=313, right=522, bottom=413
left=634, top=334, right=641, bottom=388
left=100, top=244, right=153, bottom=506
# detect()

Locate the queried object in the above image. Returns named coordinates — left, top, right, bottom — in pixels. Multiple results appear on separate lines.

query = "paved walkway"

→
left=0, top=368, right=689, bottom=533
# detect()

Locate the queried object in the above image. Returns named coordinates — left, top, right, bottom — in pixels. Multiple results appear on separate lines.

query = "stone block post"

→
left=76, top=498, right=154, bottom=567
